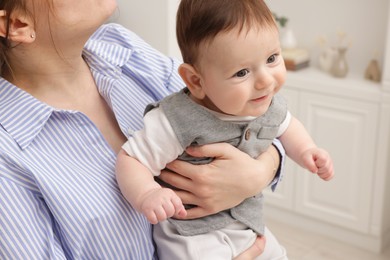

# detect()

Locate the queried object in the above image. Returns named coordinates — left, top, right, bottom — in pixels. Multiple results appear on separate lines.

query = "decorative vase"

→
left=280, top=27, right=297, bottom=50
left=331, top=47, right=348, bottom=78
left=318, top=47, right=337, bottom=73
left=364, top=59, right=381, bottom=82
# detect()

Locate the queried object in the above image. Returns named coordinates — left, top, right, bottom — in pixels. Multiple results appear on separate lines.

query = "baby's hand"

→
left=301, top=148, right=334, bottom=181
left=139, top=188, right=187, bottom=224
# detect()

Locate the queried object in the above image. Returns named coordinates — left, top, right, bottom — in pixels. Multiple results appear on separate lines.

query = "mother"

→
left=0, top=0, right=285, bottom=259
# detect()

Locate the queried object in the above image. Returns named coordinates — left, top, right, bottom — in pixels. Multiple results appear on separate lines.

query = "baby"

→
left=116, top=0, right=334, bottom=259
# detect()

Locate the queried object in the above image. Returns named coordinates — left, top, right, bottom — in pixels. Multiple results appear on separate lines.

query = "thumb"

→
left=302, top=153, right=318, bottom=173
left=186, top=143, right=233, bottom=159
left=174, top=208, right=187, bottom=219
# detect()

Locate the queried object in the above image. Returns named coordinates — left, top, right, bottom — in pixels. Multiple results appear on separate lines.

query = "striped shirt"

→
left=0, top=23, right=284, bottom=259
left=0, top=23, right=184, bottom=260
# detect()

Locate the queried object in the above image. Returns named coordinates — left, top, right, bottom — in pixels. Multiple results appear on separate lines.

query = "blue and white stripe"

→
left=0, top=23, right=184, bottom=259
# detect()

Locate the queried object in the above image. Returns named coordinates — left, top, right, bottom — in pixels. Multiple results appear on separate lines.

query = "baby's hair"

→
left=176, top=0, right=277, bottom=65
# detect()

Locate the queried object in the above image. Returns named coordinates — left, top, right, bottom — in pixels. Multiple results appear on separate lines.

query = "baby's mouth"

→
left=251, top=94, right=269, bottom=102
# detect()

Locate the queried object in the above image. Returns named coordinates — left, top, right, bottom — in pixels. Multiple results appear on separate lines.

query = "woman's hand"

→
left=159, top=143, right=280, bottom=219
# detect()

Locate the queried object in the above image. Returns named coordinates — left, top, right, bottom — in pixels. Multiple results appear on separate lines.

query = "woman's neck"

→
left=5, top=52, right=96, bottom=110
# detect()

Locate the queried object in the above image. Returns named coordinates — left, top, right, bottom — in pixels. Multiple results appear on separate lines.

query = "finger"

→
left=317, top=158, right=334, bottom=181
left=170, top=195, right=186, bottom=216
left=302, top=154, right=318, bottom=173
left=321, top=173, right=334, bottom=181
left=186, top=143, right=233, bottom=159
left=313, top=152, right=329, bottom=168
left=145, top=212, right=158, bottom=225
left=154, top=206, right=168, bottom=223
left=319, top=167, right=334, bottom=181
left=174, top=190, right=198, bottom=205
left=173, top=207, right=187, bottom=219
left=177, top=208, right=187, bottom=218
left=317, top=157, right=331, bottom=173
left=161, top=200, right=175, bottom=218
left=159, top=167, right=194, bottom=191
left=162, top=160, right=198, bottom=182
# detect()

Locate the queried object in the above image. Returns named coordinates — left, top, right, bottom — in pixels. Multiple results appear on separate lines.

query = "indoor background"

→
left=111, top=1, right=390, bottom=259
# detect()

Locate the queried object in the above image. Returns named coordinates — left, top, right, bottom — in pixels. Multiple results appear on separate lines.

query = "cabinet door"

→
left=295, top=92, right=378, bottom=233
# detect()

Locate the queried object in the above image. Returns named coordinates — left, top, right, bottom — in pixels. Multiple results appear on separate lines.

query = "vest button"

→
left=245, top=129, right=251, bottom=140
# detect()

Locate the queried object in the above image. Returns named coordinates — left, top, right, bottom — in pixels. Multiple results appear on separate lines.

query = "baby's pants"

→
left=154, top=220, right=288, bottom=260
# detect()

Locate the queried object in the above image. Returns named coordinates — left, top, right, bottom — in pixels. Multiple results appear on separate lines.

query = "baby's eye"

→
left=267, top=54, right=278, bottom=64
left=234, top=69, right=249, bottom=78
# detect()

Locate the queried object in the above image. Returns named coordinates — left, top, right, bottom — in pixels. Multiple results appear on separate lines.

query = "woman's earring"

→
left=30, top=33, right=35, bottom=39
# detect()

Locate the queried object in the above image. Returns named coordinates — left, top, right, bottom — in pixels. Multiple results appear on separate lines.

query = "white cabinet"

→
left=296, top=91, right=377, bottom=233
left=264, top=69, right=390, bottom=253
left=263, top=0, right=390, bottom=253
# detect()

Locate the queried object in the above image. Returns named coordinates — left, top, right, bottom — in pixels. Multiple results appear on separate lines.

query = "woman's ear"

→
left=0, top=10, right=36, bottom=43
left=178, top=63, right=206, bottom=100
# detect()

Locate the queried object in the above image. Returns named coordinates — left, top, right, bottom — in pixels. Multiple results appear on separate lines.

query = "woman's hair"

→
left=176, top=0, right=277, bottom=65
left=0, top=0, right=53, bottom=77
left=0, top=0, right=29, bottom=75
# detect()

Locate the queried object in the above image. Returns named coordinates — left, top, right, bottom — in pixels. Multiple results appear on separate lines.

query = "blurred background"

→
left=112, top=1, right=390, bottom=259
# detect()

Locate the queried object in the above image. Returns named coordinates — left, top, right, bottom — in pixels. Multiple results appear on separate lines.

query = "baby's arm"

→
left=116, top=149, right=187, bottom=224
left=115, top=108, right=188, bottom=223
left=278, top=116, right=334, bottom=181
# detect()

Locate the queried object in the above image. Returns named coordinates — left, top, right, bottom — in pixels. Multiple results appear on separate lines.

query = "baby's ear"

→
left=178, top=63, right=206, bottom=100
left=0, top=10, right=36, bottom=43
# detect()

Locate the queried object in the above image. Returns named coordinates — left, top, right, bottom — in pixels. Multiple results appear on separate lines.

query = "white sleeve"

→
left=121, top=107, right=184, bottom=176
left=276, top=111, right=292, bottom=137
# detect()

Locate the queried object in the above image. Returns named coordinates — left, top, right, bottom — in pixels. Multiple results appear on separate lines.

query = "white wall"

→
left=383, top=3, right=390, bottom=89
left=112, top=0, right=389, bottom=77
left=112, top=0, right=181, bottom=59
left=265, top=0, right=388, bottom=76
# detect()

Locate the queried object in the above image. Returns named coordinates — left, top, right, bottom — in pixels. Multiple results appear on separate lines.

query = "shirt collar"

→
left=0, top=79, right=54, bottom=150
left=0, top=34, right=132, bottom=150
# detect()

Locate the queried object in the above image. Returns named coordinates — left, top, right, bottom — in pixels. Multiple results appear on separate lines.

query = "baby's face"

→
left=195, top=25, right=286, bottom=117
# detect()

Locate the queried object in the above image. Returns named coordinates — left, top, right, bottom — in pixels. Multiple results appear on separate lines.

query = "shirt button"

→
left=245, top=129, right=251, bottom=140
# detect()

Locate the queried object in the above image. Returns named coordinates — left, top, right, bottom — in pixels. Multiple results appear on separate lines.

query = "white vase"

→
left=318, top=47, right=338, bottom=72
left=331, top=47, right=349, bottom=78
left=281, top=28, right=297, bottom=49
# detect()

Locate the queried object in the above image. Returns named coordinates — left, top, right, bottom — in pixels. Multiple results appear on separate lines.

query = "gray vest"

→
left=146, top=88, right=287, bottom=236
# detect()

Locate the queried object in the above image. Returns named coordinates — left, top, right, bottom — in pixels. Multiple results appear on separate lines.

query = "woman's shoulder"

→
left=88, top=23, right=148, bottom=49
left=90, top=23, right=128, bottom=39
left=83, top=24, right=138, bottom=72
